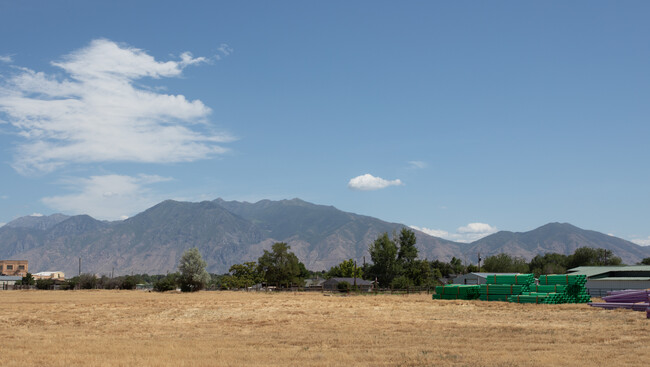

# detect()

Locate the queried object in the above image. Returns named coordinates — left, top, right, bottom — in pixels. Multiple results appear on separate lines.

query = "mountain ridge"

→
left=1, top=199, right=648, bottom=275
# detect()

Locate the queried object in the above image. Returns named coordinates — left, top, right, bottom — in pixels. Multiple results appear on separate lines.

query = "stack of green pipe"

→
left=528, top=284, right=566, bottom=293
left=484, top=273, right=535, bottom=286
left=507, top=293, right=553, bottom=304
left=478, top=274, right=534, bottom=301
left=432, top=284, right=480, bottom=300
left=478, top=284, right=529, bottom=302
left=538, top=274, right=586, bottom=286
left=537, top=274, right=590, bottom=304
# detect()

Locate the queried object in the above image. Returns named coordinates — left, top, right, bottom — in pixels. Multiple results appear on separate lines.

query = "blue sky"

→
left=1, top=1, right=649, bottom=245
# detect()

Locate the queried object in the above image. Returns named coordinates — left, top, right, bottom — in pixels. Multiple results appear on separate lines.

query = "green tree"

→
left=178, top=247, right=211, bottom=292
left=529, top=253, right=569, bottom=277
left=154, top=273, right=178, bottom=292
left=482, top=254, right=529, bottom=273
left=326, top=259, right=363, bottom=279
left=229, top=262, right=264, bottom=288
left=78, top=273, right=98, bottom=289
left=35, top=278, right=54, bottom=290
left=257, top=242, right=305, bottom=287
left=449, top=257, right=465, bottom=274
left=397, top=228, right=418, bottom=265
left=390, top=275, right=413, bottom=289
left=567, top=247, right=622, bottom=269
left=367, top=233, right=399, bottom=287
left=20, top=272, right=35, bottom=286
left=641, top=257, right=650, bottom=265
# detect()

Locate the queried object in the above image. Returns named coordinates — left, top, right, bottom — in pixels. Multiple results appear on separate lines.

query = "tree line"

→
left=17, top=228, right=650, bottom=291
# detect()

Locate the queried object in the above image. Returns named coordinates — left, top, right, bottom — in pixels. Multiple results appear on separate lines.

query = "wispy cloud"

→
left=411, top=222, right=498, bottom=243
left=0, top=55, right=13, bottom=63
left=216, top=43, right=234, bottom=60
left=407, top=161, right=427, bottom=169
left=41, top=174, right=172, bottom=220
left=0, top=39, right=233, bottom=174
left=29, top=213, right=44, bottom=217
left=348, top=173, right=403, bottom=191
left=631, top=236, right=650, bottom=246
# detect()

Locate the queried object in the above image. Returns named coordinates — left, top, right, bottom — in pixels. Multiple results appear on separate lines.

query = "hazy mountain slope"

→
left=466, top=222, right=650, bottom=265
left=5, top=213, right=70, bottom=231
left=2, top=201, right=649, bottom=276
left=215, top=198, right=466, bottom=270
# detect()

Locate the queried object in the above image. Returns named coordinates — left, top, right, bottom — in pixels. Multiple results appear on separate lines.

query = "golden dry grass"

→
left=0, top=290, right=648, bottom=366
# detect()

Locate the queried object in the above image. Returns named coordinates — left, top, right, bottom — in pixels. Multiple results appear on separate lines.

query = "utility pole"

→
left=78, top=257, right=81, bottom=276
left=354, top=261, right=357, bottom=289
left=477, top=252, right=482, bottom=273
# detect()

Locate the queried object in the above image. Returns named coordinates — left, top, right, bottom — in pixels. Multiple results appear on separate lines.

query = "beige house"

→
left=0, top=260, right=28, bottom=277
left=33, top=271, right=66, bottom=280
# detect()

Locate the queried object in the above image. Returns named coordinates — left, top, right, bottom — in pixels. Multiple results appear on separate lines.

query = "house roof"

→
left=0, top=276, right=23, bottom=281
left=567, top=266, right=650, bottom=278
left=325, top=277, right=374, bottom=286
left=588, top=277, right=650, bottom=281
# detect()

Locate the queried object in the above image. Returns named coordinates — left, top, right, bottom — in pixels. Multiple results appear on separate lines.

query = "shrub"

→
left=337, top=281, right=351, bottom=292
left=78, top=273, right=98, bottom=289
left=154, top=274, right=178, bottom=292
left=35, top=279, right=54, bottom=290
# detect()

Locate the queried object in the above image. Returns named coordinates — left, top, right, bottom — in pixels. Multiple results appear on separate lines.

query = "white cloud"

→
left=29, top=213, right=44, bottom=217
left=458, top=222, right=497, bottom=234
left=410, top=222, right=498, bottom=243
left=631, top=236, right=650, bottom=246
left=407, top=161, right=427, bottom=169
left=0, top=39, right=233, bottom=174
left=0, top=222, right=5, bottom=227
left=348, top=174, right=403, bottom=191
left=0, top=55, right=12, bottom=63
left=41, top=174, right=172, bottom=220
left=409, top=226, right=449, bottom=238
left=217, top=43, right=233, bottom=57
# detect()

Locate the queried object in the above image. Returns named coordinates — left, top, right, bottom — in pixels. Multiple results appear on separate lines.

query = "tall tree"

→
left=482, top=253, right=529, bottom=273
left=326, top=259, right=363, bottom=278
left=257, top=242, right=305, bottom=287
left=178, top=247, right=211, bottom=292
left=567, top=247, right=622, bottom=269
left=397, top=228, right=418, bottom=265
left=368, top=232, right=399, bottom=286
left=229, top=261, right=264, bottom=288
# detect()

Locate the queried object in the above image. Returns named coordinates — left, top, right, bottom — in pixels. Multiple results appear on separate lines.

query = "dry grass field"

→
left=0, top=290, right=648, bottom=366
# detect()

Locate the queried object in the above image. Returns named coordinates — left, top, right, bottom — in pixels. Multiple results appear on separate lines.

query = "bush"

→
left=120, top=275, right=138, bottom=290
left=337, top=281, right=351, bottom=292
left=390, top=275, right=413, bottom=290
left=154, top=274, right=178, bottom=292
left=35, top=279, right=54, bottom=290
left=78, top=273, right=98, bottom=289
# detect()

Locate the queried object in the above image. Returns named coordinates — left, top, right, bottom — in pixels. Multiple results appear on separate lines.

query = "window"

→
left=19, top=265, right=25, bottom=270
left=7, top=265, right=14, bottom=270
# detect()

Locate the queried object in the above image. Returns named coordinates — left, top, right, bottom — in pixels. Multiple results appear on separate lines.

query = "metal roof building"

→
left=452, top=273, right=521, bottom=285
left=0, top=275, right=23, bottom=290
left=567, top=266, right=650, bottom=297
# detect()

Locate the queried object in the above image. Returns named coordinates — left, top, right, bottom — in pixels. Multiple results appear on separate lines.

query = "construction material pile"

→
left=479, top=274, right=534, bottom=301
left=517, top=274, right=592, bottom=304
left=432, top=284, right=480, bottom=300
left=432, top=273, right=591, bottom=304
left=588, top=289, right=650, bottom=313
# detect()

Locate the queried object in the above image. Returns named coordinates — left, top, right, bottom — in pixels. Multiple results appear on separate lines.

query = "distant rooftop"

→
left=567, top=265, right=650, bottom=278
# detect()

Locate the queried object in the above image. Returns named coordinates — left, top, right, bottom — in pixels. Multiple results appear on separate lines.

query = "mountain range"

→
left=1, top=198, right=649, bottom=276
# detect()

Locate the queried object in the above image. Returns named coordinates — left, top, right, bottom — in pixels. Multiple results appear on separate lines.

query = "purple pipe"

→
left=603, top=290, right=650, bottom=303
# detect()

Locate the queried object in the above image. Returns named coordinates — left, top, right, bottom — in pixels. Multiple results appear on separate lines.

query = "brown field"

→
left=0, top=290, right=648, bottom=366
